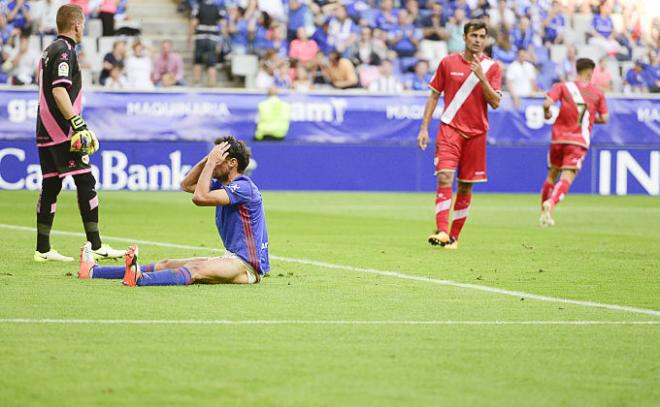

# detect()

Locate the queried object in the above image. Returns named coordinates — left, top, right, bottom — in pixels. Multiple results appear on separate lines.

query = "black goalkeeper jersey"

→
left=36, top=35, right=82, bottom=147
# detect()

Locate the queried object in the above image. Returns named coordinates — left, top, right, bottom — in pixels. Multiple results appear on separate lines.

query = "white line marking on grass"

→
left=0, top=319, right=658, bottom=326
left=1, top=223, right=659, bottom=318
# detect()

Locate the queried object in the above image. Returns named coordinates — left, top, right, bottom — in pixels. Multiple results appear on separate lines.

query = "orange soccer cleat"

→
left=78, top=241, right=96, bottom=278
left=122, top=246, right=141, bottom=287
left=428, top=230, right=451, bottom=246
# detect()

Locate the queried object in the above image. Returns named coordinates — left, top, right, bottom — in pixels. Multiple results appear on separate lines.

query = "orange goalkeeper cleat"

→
left=122, top=246, right=141, bottom=287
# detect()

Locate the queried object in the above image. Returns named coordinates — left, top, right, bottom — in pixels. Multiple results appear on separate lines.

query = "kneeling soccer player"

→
left=78, top=137, right=270, bottom=285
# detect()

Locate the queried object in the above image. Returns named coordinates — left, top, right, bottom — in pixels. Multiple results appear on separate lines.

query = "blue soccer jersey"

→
left=211, top=176, right=270, bottom=275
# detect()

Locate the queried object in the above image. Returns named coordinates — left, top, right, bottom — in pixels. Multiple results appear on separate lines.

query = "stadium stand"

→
left=0, top=0, right=658, bottom=93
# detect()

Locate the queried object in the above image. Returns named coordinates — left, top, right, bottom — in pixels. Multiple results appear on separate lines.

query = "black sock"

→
left=73, top=173, right=102, bottom=250
left=36, top=177, right=63, bottom=253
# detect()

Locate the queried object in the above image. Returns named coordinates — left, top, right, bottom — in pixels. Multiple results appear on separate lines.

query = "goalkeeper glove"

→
left=69, top=115, right=99, bottom=155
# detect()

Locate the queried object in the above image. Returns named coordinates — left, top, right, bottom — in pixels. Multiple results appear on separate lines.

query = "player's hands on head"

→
left=417, top=129, right=429, bottom=151
left=208, top=142, right=230, bottom=163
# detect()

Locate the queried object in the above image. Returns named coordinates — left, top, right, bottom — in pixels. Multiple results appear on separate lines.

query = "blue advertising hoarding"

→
left=0, top=88, right=659, bottom=145
left=1, top=140, right=657, bottom=195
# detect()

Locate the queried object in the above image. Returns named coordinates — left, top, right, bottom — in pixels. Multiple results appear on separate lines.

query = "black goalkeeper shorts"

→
left=39, top=141, right=92, bottom=179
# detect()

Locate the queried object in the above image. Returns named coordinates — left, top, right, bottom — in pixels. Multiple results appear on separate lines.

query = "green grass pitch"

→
left=0, top=190, right=658, bottom=406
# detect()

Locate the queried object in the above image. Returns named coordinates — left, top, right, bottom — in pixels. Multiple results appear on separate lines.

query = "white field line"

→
left=1, top=223, right=659, bottom=318
left=0, top=319, right=658, bottom=326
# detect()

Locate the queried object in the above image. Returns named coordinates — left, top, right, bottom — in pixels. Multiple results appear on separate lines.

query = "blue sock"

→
left=90, top=264, right=155, bottom=279
left=137, top=267, right=192, bottom=286
left=141, top=263, right=155, bottom=273
left=91, top=266, right=124, bottom=279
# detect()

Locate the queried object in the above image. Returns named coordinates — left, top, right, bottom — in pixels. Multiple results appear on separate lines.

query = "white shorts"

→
left=222, top=251, right=260, bottom=284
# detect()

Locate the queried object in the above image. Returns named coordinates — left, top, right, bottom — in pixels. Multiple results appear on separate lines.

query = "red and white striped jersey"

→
left=547, top=81, right=608, bottom=148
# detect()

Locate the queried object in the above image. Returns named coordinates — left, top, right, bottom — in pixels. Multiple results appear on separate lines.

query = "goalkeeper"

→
left=33, top=4, right=124, bottom=262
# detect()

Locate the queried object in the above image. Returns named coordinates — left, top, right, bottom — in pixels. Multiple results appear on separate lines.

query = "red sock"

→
left=434, top=186, right=453, bottom=233
left=541, top=181, right=555, bottom=206
left=449, top=192, right=471, bottom=241
left=550, top=179, right=571, bottom=206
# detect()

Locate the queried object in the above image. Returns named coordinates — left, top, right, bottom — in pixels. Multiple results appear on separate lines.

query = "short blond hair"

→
left=56, top=4, right=84, bottom=33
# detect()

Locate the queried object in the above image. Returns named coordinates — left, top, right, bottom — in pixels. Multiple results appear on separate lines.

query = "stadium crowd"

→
left=0, top=0, right=658, bottom=94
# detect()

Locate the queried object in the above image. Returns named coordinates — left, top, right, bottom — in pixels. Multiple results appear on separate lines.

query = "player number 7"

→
left=576, top=102, right=587, bottom=124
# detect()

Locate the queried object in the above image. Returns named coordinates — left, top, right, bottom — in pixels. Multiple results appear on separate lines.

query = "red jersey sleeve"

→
left=429, top=59, right=445, bottom=94
left=487, top=62, right=502, bottom=92
left=547, top=83, right=563, bottom=102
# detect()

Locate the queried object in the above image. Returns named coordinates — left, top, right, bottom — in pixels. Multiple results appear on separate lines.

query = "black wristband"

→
left=70, top=115, right=87, bottom=131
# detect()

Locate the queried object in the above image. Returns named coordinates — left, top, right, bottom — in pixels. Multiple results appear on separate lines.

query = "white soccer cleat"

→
left=34, top=249, right=74, bottom=262
left=444, top=237, right=459, bottom=250
left=539, top=200, right=556, bottom=227
left=92, top=244, right=127, bottom=260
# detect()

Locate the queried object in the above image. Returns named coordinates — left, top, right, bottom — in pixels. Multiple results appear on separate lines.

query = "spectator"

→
left=405, top=59, right=431, bottom=90
left=446, top=8, right=466, bottom=54
left=590, top=55, right=612, bottom=93
left=450, top=0, right=471, bottom=19
left=293, top=64, right=312, bottom=91
left=227, top=6, right=250, bottom=55
left=152, top=40, right=185, bottom=87
left=33, top=0, right=66, bottom=35
left=324, top=50, right=358, bottom=89
left=7, top=31, right=38, bottom=85
left=624, top=60, right=647, bottom=94
left=557, top=44, right=577, bottom=82
left=506, top=48, right=537, bottom=108
left=310, top=18, right=332, bottom=55
left=0, top=43, right=11, bottom=83
left=622, top=3, right=642, bottom=46
left=0, top=13, right=19, bottom=46
left=255, top=55, right=276, bottom=89
left=405, top=0, right=422, bottom=28
left=473, top=0, right=491, bottom=16
left=530, top=43, right=557, bottom=91
left=271, top=24, right=289, bottom=59
left=287, top=0, right=310, bottom=41
left=421, top=1, right=448, bottom=41
left=589, top=4, right=621, bottom=56
left=273, top=59, right=292, bottom=88
left=511, top=16, right=534, bottom=51
left=491, top=30, right=516, bottom=66
left=328, top=6, right=356, bottom=56
left=642, top=52, right=660, bottom=93
left=308, top=51, right=330, bottom=86
left=375, top=0, right=398, bottom=32
left=489, top=0, right=515, bottom=31
left=6, top=0, right=31, bottom=31
left=104, top=62, right=127, bottom=89
left=369, top=59, right=403, bottom=92
left=99, top=0, right=119, bottom=37
left=251, top=11, right=273, bottom=55
left=190, top=0, right=222, bottom=86
left=289, top=27, right=319, bottom=66
left=352, top=26, right=384, bottom=66
left=99, top=40, right=126, bottom=86
left=387, top=9, right=422, bottom=58
left=369, top=59, right=403, bottom=93
left=543, top=1, right=566, bottom=44
left=255, top=86, right=291, bottom=141
left=125, top=39, right=154, bottom=90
